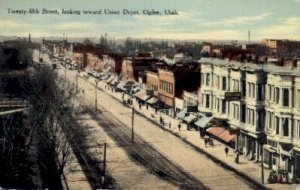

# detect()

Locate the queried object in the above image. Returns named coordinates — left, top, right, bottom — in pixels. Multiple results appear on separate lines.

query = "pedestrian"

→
left=235, top=153, right=239, bottom=163
left=139, top=103, right=141, bottom=110
left=225, top=146, right=229, bottom=156
left=169, top=122, right=171, bottom=129
left=82, top=89, right=84, bottom=93
left=178, top=122, right=181, bottom=131
left=204, top=138, right=207, bottom=147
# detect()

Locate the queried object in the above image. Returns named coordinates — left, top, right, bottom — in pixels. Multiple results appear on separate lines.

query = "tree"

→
left=24, top=65, right=89, bottom=189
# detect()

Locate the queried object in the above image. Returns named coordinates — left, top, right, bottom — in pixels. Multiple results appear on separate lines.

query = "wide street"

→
left=49, top=57, right=256, bottom=189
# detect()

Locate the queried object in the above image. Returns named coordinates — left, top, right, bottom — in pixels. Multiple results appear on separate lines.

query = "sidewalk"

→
left=92, top=78, right=299, bottom=190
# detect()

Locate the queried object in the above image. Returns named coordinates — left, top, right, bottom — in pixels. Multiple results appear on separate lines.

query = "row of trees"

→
left=0, top=46, right=90, bottom=189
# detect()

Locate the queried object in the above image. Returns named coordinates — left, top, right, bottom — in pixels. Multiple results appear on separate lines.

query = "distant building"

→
left=261, top=39, right=300, bottom=56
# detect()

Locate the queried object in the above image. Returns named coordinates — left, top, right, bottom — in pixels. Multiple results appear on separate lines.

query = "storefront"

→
left=194, top=116, right=213, bottom=137
left=294, top=150, right=300, bottom=182
left=206, top=126, right=236, bottom=147
left=183, top=113, right=197, bottom=130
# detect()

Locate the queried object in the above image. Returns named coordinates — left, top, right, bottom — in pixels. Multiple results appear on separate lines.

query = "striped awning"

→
left=217, top=130, right=236, bottom=143
left=207, top=127, right=225, bottom=137
left=207, top=127, right=236, bottom=143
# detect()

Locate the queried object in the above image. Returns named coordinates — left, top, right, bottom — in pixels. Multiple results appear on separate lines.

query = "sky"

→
left=0, top=0, right=299, bottom=41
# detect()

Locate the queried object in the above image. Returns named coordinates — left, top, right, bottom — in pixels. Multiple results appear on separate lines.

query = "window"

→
left=241, top=80, right=246, bottom=97
left=201, top=73, right=204, bottom=85
left=269, top=112, right=272, bottom=129
left=297, top=120, right=300, bottom=139
left=252, top=84, right=255, bottom=98
left=222, top=77, right=227, bottom=90
left=275, top=116, right=280, bottom=135
left=205, top=94, right=210, bottom=108
left=241, top=104, right=246, bottom=123
left=283, top=89, right=289, bottom=107
left=258, top=110, right=263, bottom=129
left=247, top=82, right=251, bottom=97
left=206, top=73, right=210, bottom=86
left=268, top=85, right=272, bottom=100
left=283, top=118, right=289, bottom=137
left=222, top=100, right=226, bottom=114
left=251, top=109, right=255, bottom=125
left=275, top=87, right=280, bottom=104
left=297, top=90, right=300, bottom=108
left=257, top=84, right=263, bottom=100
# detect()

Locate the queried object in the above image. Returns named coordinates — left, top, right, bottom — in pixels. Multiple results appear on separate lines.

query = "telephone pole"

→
left=131, top=107, right=134, bottom=143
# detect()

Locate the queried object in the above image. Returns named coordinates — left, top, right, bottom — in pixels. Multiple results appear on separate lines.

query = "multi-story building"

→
left=198, top=57, right=300, bottom=181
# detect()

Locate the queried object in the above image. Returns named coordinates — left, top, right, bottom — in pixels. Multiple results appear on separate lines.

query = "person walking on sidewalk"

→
left=169, top=122, right=171, bottom=129
left=225, top=146, right=229, bottom=156
left=178, top=122, right=181, bottom=131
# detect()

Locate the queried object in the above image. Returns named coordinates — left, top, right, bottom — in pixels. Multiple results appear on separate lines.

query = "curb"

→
left=82, top=77, right=268, bottom=190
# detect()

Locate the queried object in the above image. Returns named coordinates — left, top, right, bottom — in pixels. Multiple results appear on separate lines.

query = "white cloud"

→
left=0, top=19, right=30, bottom=29
left=257, top=17, right=300, bottom=39
left=133, top=29, right=244, bottom=40
left=203, top=13, right=272, bottom=26
left=52, top=22, right=99, bottom=31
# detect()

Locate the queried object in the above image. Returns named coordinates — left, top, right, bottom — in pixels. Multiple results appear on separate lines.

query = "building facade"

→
left=198, top=57, right=300, bottom=181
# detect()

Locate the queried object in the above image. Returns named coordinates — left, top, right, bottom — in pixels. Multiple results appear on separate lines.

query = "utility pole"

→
left=103, top=143, right=106, bottom=177
left=95, top=79, right=98, bottom=111
left=76, top=73, right=78, bottom=92
left=64, top=63, right=67, bottom=82
left=131, top=107, right=134, bottom=143
left=261, top=144, right=264, bottom=184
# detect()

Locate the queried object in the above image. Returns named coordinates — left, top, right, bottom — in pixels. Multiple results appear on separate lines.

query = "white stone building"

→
left=198, top=57, right=300, bottom=181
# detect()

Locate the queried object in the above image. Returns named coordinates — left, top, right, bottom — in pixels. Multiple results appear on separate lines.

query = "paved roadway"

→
left=38, top=51, right=256, bottom=189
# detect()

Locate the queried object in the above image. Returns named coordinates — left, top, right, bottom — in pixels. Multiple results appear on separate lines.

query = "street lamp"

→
left=95, top=79, right=99, bottom=111
left=259, top=133, right=266, bottom=184
left=131, top=107, right=134, bottom=143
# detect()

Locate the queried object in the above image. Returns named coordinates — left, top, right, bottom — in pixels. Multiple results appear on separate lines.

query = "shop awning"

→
left=281, top=150, right=292, bottom=157
left=101, top=74, right=110, bottom=80
left=135, top=90, right=147, bottom=100
left=194, top=116, right=213, bottom=128
left=116, top=82, right=126, bottom=91
left=217, top=130, right=236, bottom=143
left=183, top=114, right=197, bottom=124
left=147, top=97, right=159, bottom=105
left=263, top=145, right=278, bottom=153
left=207, top=127, right=236, bottom=143
left=109, top=77, right=118, bottom=85
left=177, top=110, right=187, bottom=120
left=207, top=126, right=225, bottom=137
left=105, top=75, right=114, bottom=83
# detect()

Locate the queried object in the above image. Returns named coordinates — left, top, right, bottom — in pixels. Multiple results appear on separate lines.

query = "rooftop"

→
left=199, top=57, right=300, bottom=76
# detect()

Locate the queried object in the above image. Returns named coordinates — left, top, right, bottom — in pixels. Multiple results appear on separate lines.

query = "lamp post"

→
left=95, top=79, right=99, bottom=111
left=131, top=107, right=134, bottom=143
left=259, top=133, right=266, bottom=184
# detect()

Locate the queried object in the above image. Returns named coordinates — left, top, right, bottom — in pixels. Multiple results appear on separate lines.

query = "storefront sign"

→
left=225, top=92, right=241, bottom=101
